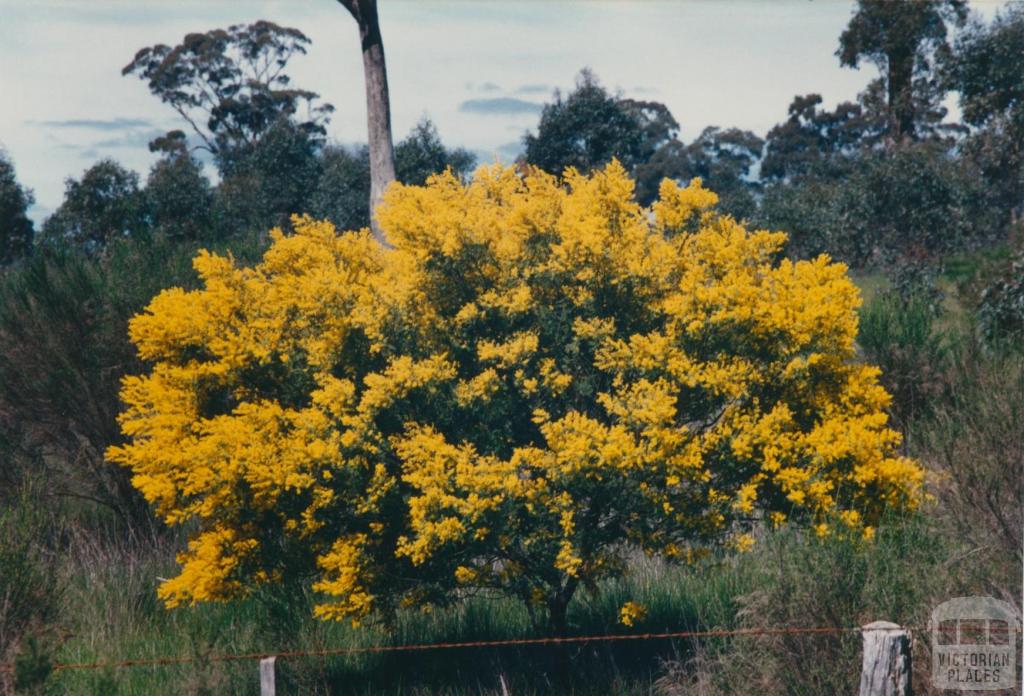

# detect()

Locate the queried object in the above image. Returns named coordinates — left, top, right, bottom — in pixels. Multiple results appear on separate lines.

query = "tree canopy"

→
left=395, top=118, right=476, bottom=186
left=41, top=159, right=144, bottom=251
left=945, top=3, right=1024, bottom=216
left=123, top=21, right=334, bottom=162
left=523, top=71, right=646, bottom=176
left=760, top=93, right=883, bottom=183
left=837, top=0, right=967, bottom=141
left=144, top=152, right=214, bottom=242
left=0, top=151, right=35, bottom=265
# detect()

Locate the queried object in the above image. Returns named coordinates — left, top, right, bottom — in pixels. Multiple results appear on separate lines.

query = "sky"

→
left=0, top=0, right=1011, bottom=222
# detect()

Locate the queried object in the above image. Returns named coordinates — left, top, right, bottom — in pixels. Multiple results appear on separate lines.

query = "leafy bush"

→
left=759, top=143, right=999, bottom=268
left=758, top=178, right=842, bottom=262
left=977, top=245, right=1024, bottom=343
left=110, top=163, right=922, bottom=633
left=839, top=144, right=999, bottom=266
left=308, top=145, right=372, bottom=233
left=144, top=153, right=215, bottom=242
left=523, top=71, right=645, bottom=176
left=394, top=118, right=476, bottom=186
left=214, top=119, right=323, bottom=236
left=0, top=232, right=267, bottom=535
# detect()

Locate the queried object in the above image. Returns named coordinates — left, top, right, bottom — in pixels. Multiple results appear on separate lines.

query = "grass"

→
left=38, top=506, right=1015, bottom=695
left=48, top=540, right=754, bottom=695
left=849, top=269, right=889, bottom=306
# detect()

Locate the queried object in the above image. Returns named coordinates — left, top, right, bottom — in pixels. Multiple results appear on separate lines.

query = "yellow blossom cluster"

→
left=619, top=601, right=648, bottom=627
left=109, top=161, right=923, bottom=628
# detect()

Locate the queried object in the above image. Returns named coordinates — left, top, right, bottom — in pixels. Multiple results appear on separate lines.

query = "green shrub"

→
left=0, top=231, right=268, bottom=536
left=977, top=245, right=1024, bottom=343
left=759, top=144, right=1001, bottom=269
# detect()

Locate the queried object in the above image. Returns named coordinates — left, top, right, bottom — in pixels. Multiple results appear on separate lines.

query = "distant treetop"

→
left=123, top=21, right=334, bottom=161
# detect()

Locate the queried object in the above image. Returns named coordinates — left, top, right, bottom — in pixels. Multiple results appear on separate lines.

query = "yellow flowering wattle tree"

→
left=109, top=161, right=923, bottom=634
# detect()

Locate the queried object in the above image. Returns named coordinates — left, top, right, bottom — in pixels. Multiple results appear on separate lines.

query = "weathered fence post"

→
left=859, top=621, right=911, bottom=696
left=260, top=656, right=276, bottom=696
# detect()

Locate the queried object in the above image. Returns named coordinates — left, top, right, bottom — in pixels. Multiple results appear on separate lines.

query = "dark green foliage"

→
left=0, top=150, right=35, bottom=265
left=144, top=153, right=214, bottom=241
left=757, top=178, right=840, bottom=260
left=761, top=142, right=997, bottom=266
left=308, top=145, right=372, bottom=232
left=760, top=93, right=882, bottom=183
left=945, top=3, right=1024, bottom=218
left=837, top=0, right=967, bottom=141
left=836, top=143, right=995, bottom=265
left=945, top=3, right=1024, bottom=128
left=214, top=119, right=323, bottom=234
left=523, top=70, right=645, bottom=176
left=40, top=159, right=145, bottom=251
left=0, top=236, right=239, bottom=535
left=395, top=118, right=476, bottom=186
left=959, top=124, right=1024, bottom=225
left=977, top=244, right=1024, bottom=343
left=122, top=21, right=334, bottom=159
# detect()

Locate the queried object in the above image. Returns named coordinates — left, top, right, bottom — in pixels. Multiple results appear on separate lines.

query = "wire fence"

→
left=3, top=623, right=961, bottom=674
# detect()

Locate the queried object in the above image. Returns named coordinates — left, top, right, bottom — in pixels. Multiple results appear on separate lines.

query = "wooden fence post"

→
left=260, top=656, right=276, bottom=696
left=859, top=621, right=911, bottom=696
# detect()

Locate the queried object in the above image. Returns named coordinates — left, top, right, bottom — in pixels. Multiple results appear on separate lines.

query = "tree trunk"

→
left=547, top=594, right=572, bottom=687
left=546, top=577, right=578, bottom=637
left=548, top=597, right=569, bottom=638
left=886, top=51, right=916, bottom=143
left=338, top=0, right=396, bottom=245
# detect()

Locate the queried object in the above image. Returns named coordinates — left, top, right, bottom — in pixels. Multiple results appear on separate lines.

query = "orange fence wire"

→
left=2, top=623, right=963, bottom=674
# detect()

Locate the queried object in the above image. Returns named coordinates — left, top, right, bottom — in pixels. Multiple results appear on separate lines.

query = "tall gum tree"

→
left=338, top=0, right=396, bottom=245
left=838, top=0, right=967, bottom=143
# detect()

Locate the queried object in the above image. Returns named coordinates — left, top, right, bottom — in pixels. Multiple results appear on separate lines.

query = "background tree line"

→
left=1, top=3, right=1020, bottom=271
